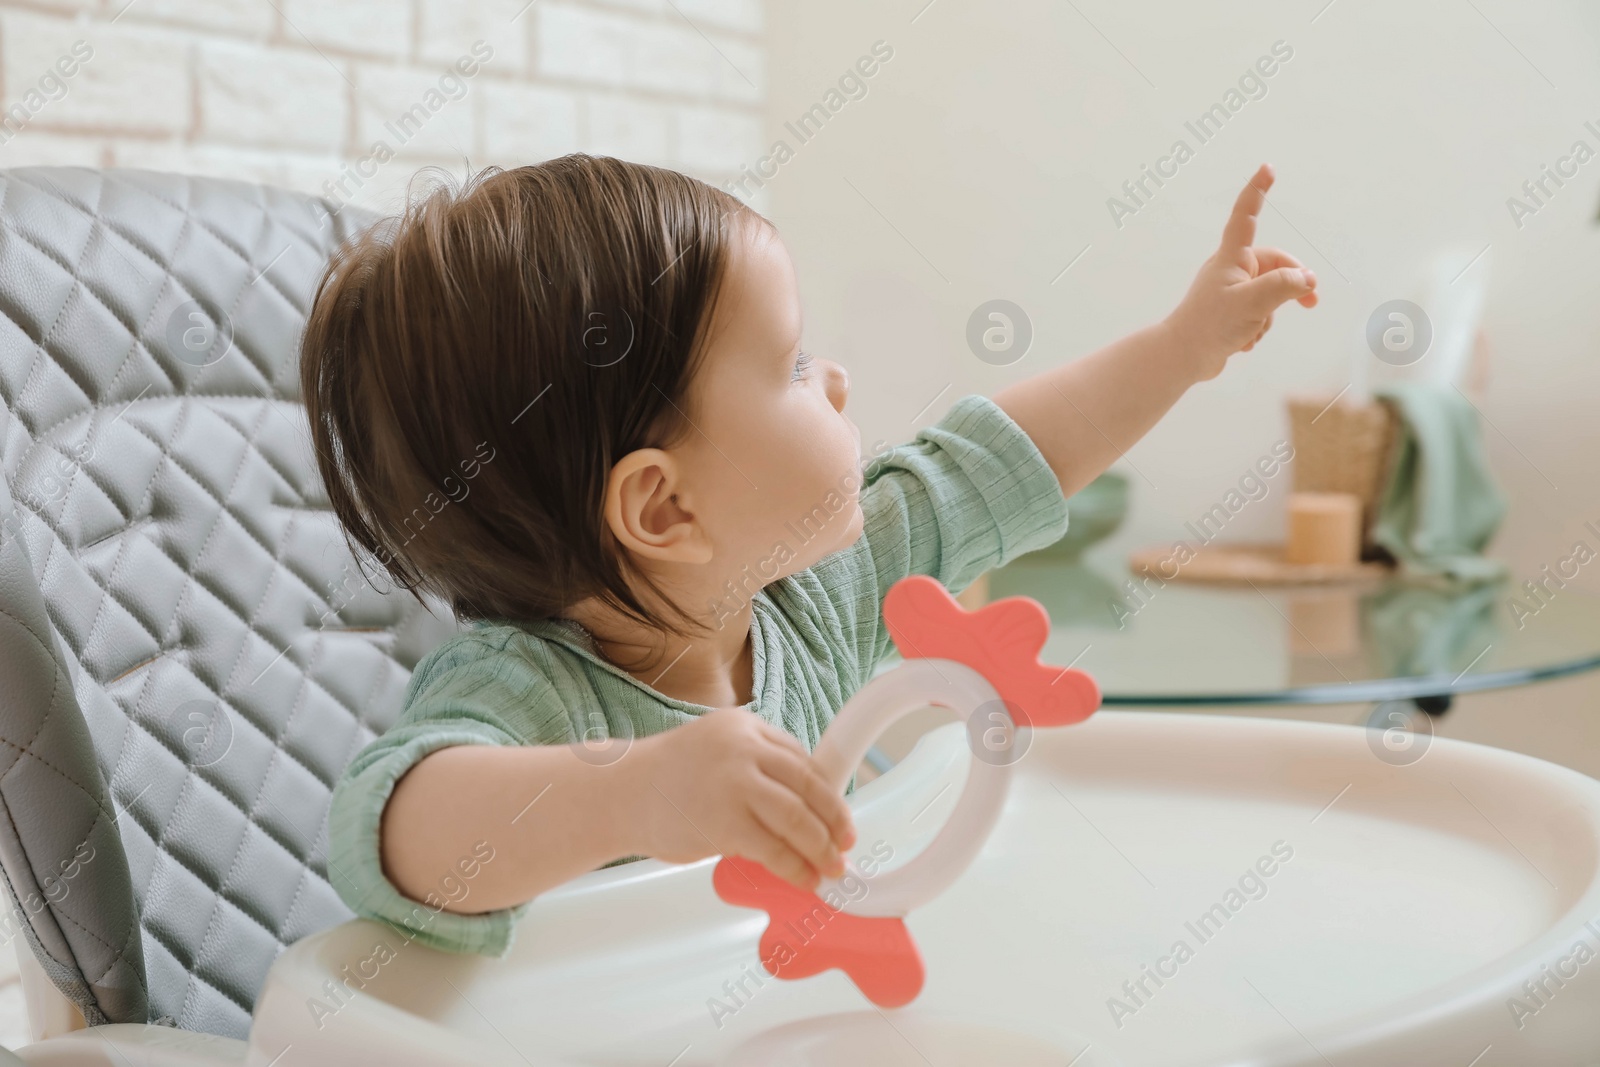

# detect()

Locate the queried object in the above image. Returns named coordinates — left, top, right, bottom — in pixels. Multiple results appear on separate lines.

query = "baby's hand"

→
left=1165, top=164, right=1319, bottom=381
left=637, top=707, right=856, bottom=891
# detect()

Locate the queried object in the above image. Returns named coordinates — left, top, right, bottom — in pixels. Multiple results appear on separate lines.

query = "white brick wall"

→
left=0, top=1, right=767, bottom=1039
left=199, top=39, right=347, bottom=150
left=481, top=81, right=578, bottom=160
left=354, top=62, right=478, bottom=161
left=537, top=2, right=762, bottom=104
left=279, top=0, right=410, bottom=58
left=417, top=0, right=528, bottom=70
left=0, top=0, right=769, bottom=214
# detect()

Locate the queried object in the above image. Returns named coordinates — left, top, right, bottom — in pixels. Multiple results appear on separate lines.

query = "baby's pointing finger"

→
left=1220, top=164, right=1274, bottom=255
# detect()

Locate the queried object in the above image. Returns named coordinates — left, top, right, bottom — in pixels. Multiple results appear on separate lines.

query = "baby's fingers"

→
left=1252, top=247, right=1303, bottom=274
left=1242, top=266, right=1316, bottom=314
left=1220, top=163, right=1273, bottom=255
left=734, top=817, right=819, bottom=891
left=750, top=776, right=846, bottom=880
left=760, top=745, right=856, bottom=851
left=1253, top=248, right=1318, bottom=308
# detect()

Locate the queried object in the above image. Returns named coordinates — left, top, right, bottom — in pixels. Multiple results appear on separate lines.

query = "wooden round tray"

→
left=1127, top=542, right=1393, bottom=586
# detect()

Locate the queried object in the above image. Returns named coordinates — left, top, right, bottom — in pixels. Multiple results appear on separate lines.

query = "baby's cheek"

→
left=731, top=403, right=859, bottom=541
left=801, top=427, right=859, bottom=499
left=810, top=430, right=867, bottom=545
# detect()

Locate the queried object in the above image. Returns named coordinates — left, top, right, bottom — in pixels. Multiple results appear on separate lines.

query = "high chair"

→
left=3, top=167, right=1600, bottom=1066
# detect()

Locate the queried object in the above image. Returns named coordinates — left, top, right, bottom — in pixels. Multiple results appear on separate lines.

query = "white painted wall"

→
left=763, top=0, right=1600, bottom=595
left=759, top=0, right=1600, bottom=781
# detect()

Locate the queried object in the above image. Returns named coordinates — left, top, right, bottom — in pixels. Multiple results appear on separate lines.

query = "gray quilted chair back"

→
left=0, top=168, right=459, bottom=1038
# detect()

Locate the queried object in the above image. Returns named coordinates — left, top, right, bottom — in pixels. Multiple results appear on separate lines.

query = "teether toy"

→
left=712, top=574, right=1100, bottom=1007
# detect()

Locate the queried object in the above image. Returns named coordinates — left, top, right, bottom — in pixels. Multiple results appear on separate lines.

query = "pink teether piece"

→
left=884, top=574, right=1100, bottom=727
left=712, top=574, right=1100, bottom=1007
left=713, top=857, right=924, bottom=1008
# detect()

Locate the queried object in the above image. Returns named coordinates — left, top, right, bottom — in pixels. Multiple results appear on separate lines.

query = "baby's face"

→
left=675, top=217, right=864, bottom=585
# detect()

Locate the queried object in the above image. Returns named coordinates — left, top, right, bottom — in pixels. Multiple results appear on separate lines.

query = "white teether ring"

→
left=809, top=658, right=1014, bottom=918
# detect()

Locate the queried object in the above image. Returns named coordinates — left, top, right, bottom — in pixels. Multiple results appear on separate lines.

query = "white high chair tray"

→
left=245, top=711, right=1600, bottom=1067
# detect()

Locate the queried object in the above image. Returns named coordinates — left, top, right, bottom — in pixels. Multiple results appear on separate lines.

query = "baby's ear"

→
left=604, top=448, right=713, bottom=564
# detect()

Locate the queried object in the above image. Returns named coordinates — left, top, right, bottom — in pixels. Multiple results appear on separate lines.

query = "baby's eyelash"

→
left=792, top=349, right=814, bottom=381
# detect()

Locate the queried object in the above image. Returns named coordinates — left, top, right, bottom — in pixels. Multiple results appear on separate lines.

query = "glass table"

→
left=984, top=556, right=1600, bottom=711
left=859, top=555, right=1600, bottom=776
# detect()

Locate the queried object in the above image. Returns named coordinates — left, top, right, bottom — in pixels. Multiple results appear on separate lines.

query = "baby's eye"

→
left=791, top=349, right=814, bottom=382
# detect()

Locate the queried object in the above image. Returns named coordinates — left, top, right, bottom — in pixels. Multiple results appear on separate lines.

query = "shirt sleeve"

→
left=809, top=393, right=1070, bottom=685
left=326, top=631, right=579, bottom=958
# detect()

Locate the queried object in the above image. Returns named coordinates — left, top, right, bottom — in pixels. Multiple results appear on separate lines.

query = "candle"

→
left=1284, top=491, right=1362, bottom=566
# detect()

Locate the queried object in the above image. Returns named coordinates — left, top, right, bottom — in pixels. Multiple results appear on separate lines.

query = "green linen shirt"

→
left=325, top=393, right=1070, bottom=957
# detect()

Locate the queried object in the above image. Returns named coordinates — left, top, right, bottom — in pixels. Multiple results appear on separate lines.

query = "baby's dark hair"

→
left=301, top=154, right=759, bottom=635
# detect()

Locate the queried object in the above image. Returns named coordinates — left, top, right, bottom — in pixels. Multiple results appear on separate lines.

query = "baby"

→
left=304, top=154, right=1317, bottom=956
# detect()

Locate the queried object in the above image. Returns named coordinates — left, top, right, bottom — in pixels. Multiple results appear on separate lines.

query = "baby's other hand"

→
left=1165, top=163, right=1319, bottom=381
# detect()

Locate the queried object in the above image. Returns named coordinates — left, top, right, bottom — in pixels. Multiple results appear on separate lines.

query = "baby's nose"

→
left=823, top=359, right=850, bottom=412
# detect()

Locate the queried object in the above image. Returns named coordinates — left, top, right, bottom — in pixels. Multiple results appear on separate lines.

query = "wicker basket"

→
left=1285, top=392, right=1400, bottom=546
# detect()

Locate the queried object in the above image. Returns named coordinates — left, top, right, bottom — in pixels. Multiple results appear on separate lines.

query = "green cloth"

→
left=1361, top=578, right=1501, bottom=679
left=1371, top=382, right=1508, bottom=583
left=326, top=394, right=1069, bottom=957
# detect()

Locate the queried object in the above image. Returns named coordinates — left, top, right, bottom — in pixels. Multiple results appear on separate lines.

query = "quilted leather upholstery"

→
left=0, top=168, right=459, bottom=1038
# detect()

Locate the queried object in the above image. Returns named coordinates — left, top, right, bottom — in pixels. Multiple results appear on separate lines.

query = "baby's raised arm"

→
left=381, top=707, right=855, bottom=914
left=994, top=164, right=1318, bottom=498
